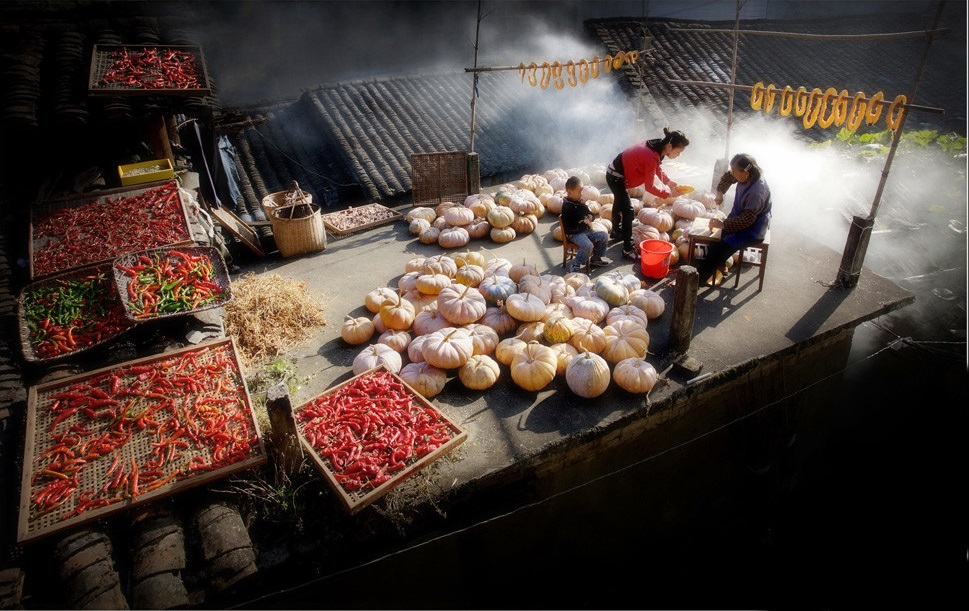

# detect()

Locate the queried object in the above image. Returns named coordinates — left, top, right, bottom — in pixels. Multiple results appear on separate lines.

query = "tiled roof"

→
left=588, top=12, right=966, bottom=134
left=0, top=12, right=220, bottom=132
left=229, top=10, right=965, bottom=210
left=232, top=70, right=549, bottom=205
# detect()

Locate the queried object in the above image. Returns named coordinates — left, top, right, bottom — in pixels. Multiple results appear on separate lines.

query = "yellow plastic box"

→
left=118, top=158, right=174, bottom=186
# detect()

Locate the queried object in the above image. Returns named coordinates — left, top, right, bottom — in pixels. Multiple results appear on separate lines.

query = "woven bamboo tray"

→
left=18, top=338, right=265, bottom=544
left=321, top=204, right=403, bottom=236
left=295, top=366, right=466, bottom=514
left=112, top=244, right=232, bottom=321
left=88, top=44, right=211, bottom=95
left=18, top=262, right=137, bottom=364
left=29, top=180, right=193, bottom=281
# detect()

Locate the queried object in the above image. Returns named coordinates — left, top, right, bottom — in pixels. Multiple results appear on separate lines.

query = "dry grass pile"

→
left=224, top=272, right=327, bottom=369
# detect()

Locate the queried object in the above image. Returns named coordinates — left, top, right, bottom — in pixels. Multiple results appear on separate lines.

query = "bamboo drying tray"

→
left=19, top=338, right=265, bottom=544
left=295, top=366, right=467, bottom=513
left=29, top=180, right=193, bottom=281
left=17, top=262, right=137, bottom=364
left=112, top=244, right=232, bottom=321
left=321, top=203, right=402, bottom=236
left=88, top=44, right=211, bottom=95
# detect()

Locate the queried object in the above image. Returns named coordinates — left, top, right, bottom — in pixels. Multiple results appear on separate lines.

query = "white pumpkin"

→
left=565, top=350, right=611, bottom=398
left=628, top=289, right=666, bottom=319
left=399, top=362, right=447, bottom=399
left=352, top=344, right=402, bottom=376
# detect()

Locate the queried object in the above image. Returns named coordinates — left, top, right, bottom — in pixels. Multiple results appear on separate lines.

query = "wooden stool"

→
left=559, top=217, right=591, bottom=272
left=686, top=228, right=770, bottom=292
left=732, top=229, right=770, bottom=292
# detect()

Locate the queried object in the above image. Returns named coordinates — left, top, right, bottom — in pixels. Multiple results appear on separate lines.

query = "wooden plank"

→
left=207, top=204, right=265, bottom=257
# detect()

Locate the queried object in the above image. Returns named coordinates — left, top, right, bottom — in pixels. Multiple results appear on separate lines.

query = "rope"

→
left=249, top=126, right=357, bottom=188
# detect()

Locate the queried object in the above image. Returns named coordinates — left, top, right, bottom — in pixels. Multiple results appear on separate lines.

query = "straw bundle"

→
left=223, top=272, right=327, bottom=368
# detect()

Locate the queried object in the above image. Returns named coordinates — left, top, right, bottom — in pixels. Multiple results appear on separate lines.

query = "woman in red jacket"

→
left=606, top=127, right=690, bottom=260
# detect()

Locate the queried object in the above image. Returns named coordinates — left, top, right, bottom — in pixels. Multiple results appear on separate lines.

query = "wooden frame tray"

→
left=88, top=44, right=211, bottom=96
left=295, top=366, right=466, bottom=513
left=112, top=244, right=233, bottom=321
left=18, top=338, right=266, bottom=544
left=321, top=204, right=402, bottom=236
left=29, top=180, right=193, bottom=281
left=17, top=262, right=137, bottom=364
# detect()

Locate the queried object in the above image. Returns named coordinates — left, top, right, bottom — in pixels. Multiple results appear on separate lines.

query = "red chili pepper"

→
left=49, top=408, right=77, bottom=433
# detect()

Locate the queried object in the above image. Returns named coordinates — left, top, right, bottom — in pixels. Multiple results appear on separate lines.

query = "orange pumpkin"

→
left=510, top=341, right=557, bottom=391
left=458, top=354, right=501, bottom=390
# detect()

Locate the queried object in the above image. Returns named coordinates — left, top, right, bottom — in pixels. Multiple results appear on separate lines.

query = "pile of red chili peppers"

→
left=100, top=46, right=203, bottom=90
left=116, top=248, right=227, bottom=318
left=32, top=181, right=189, bottom=278
left=21, top=265, right=135, bottom=360
left=28, top=342, right=260, bottom=527
left=297, top=370, right=456, bottom=493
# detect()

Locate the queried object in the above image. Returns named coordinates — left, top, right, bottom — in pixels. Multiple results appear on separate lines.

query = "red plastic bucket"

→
left=640, top=239, right=674, bottom=278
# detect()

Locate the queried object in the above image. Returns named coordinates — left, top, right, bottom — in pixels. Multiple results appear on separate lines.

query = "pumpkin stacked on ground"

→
left=342, top=252, right=668, bottom=398
left=407, top=165, right=650, bottom=250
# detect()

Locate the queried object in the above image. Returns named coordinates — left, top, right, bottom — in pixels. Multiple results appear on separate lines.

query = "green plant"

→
left=246, top=356, right=310, bottom=437
left=937, top=132, right=968, bottom=154
left=901, top=129, right=938, bottom=148
left=820, top=127, right=966, bottom=160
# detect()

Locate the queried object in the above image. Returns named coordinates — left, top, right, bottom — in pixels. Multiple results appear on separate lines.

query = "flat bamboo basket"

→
left=321, top=203, right=402, bottom=236
left=112, top=244, right=232, bottom=321
left=88, top=44, right=211, bottom=96
left=29, top=180, right=193, bottom=281
left=295, top=366, right=466, bottom=513
left=18, top=262, right=137, bottom=364
left=18, top=338, right=266, bottom=544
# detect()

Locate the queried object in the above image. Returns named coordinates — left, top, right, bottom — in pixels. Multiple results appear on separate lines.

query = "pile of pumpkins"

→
left=340, top=249, right=668, bottom=400
left=405, top=166, right=617, bottom=250
left=408, top=165, right=729, bottom=276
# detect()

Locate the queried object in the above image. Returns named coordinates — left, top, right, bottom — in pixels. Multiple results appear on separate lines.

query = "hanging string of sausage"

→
left=518, top=50, right=640, bottom=90
left=749, top=81, right=907, bottom=131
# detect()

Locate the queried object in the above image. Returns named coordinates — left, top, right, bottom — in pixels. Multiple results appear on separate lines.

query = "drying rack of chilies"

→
left=665, top=7, right=949, bottom=289
left=19, top=182, right=465, bottom=540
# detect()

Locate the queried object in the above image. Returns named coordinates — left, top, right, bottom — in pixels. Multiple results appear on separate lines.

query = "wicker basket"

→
left=271, top=203, right=327, bottom=257
left=262, top=183, right=313, bottom=215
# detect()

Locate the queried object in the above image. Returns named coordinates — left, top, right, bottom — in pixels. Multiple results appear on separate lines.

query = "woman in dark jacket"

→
left=698, top=153, right=772, bottom=285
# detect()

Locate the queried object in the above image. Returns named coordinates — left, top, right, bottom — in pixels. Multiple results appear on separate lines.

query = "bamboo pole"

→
left=724, top=0, right=742, bottom=163
left=669, top=27, right=950, bottom=41
left=666, top=80, right=944, bottom=114
left=468, top=0, right=482, bottom=153
left=836, top=0, right=948, bottom=289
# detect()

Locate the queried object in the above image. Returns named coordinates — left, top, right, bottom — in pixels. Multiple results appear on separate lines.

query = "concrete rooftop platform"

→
left=236, top=202, right=914, bottom=501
